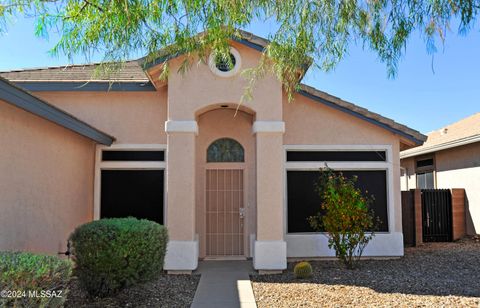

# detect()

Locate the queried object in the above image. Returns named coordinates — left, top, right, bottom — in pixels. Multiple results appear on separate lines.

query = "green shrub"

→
left=0, top=252, right=72, bottom=308
left=69, top=217, right=168, bottom=297
left=293, top=261, right=313, bottom=279
left=308, top=167, right=378, bottom=269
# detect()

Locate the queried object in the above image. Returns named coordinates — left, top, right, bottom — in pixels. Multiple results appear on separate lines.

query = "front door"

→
left=206, top=168, right=244, bottom=257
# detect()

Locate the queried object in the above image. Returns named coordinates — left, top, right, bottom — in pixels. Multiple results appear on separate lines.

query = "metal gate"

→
left=422, top=189, right=453, bottom=242
left=205, top=169, right=244, bottom=257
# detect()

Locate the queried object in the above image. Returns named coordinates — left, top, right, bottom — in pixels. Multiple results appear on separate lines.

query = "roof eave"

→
left=0, top=77, right=115, bottom=145
left=400, top=134, right=480, bottom=159
left=141, top=30, right=312, bottom=78
left=11, top=81, right=155, bottom=92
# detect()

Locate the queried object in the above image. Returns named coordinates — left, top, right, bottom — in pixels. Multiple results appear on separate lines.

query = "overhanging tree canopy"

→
left=1, top=0, right=479, bottom=98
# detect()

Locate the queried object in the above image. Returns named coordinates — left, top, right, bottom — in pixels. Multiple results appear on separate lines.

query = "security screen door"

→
left=205, top=169, right=244, bottom=257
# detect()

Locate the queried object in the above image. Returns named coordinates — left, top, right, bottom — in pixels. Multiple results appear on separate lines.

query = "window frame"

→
left=94, top=144, right=167, bottom=221
left=208, top=47, right=242, bottom=78
left=206, top=137, right=245, bottom=163
left=415, top=155, right=436, bottom=189
left=284, top=144, right=394, bottom=235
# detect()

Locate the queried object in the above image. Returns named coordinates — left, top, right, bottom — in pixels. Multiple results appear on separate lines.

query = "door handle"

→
left=239, top=207, right=245, bottom=219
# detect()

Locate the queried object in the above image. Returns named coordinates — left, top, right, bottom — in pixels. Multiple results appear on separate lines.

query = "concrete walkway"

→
left=191, top=261, right=257, bottom=308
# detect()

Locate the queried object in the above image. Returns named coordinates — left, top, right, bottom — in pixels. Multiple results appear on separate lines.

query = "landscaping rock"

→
left=65, top=273, right=200, bottom=308
left=251, top=238, right=480, bottom=307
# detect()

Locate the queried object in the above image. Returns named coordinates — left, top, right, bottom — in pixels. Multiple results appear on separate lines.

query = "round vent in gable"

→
left=208, top=47, right=241, bottom=77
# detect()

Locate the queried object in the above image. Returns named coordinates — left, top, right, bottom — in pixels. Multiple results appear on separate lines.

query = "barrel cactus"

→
left=293, top=261, right=313, bottom=279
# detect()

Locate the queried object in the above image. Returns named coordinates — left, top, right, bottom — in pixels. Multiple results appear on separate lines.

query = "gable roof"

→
left=0, top=77, right=115, bottom=145
left=401, top=113, right=480, bottom=158
left=0, top=30, right=271, bottom=87
left=0, top=61, right=148, bottom=82
left=0, top=61, right=154, bottom=92
left=0, top=30, right=426, bottom=146
left=139, top=29, right=272, bottom=70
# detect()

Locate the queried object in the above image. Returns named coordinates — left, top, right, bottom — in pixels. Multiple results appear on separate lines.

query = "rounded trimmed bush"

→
left=0, top=252, right=72, bottom=308
left=69, top=217, right=168, bottom=297
left=293, top=261, right=313, bottom=279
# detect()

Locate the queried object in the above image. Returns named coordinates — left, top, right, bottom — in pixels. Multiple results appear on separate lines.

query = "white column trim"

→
left=253, top=240, right=287, bottom=270
left=164, top=239, right=199, bottom=271
left=165, top=120, right=198, bottom=135
left=252, top=121, right=285, bottom=134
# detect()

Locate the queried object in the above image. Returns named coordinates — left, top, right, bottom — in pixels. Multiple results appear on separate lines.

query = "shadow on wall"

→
left=251, top=240, right=480, bottom=298
left=465, top=194, right=478, bottom=235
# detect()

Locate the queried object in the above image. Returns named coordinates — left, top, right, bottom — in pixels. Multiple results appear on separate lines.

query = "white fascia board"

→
left=401, top=134, right=480, bottom=159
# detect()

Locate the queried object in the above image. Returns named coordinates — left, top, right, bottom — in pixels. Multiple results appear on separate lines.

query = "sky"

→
left=0, top=16, right=479, bottom=134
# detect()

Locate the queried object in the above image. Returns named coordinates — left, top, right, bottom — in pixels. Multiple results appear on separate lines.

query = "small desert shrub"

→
left=308, top=167, right=378, bottom=269
left=69, top=217, right=168, bottom=297
left=293, top=261, right=313, bottom=279
left=0, top=252, right=72, bottom=308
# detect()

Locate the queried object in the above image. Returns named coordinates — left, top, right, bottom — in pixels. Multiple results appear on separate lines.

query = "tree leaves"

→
left=0, top=0, right=478, bottom=99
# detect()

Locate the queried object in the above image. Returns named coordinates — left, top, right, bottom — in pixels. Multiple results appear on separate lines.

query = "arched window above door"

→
left=207, top=138, right=244, bottom=162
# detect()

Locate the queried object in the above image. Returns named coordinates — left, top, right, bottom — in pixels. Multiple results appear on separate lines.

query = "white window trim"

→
left=283, top=144, right=394, bottom=235
left=94, top=144, right=167, bottom=220
left=208, top=47, right=242, bottom=78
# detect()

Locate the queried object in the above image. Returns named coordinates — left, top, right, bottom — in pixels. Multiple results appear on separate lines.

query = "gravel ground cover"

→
left=65, top=274, right=200, bottom=308
left=252, top=238, right=480, bottom=307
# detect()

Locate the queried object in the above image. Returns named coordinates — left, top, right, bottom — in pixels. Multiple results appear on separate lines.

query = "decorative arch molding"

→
left=207, top=138, right=245, bottom=162
left=194, top=103, right=256, bottom=118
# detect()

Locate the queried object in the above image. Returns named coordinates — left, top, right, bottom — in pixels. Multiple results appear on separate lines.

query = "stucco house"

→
left=0, top=32, right=426, bottom=272
left=401, top=113, right=480, bottom=235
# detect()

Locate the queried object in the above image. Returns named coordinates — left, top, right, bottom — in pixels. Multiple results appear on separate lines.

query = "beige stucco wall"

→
left=0, top=100, right=95, bottom=254
left=401, top=142, right=480, bottom=234
left=400, top=157, right=416, bottom=191
left=167, top=41, right=282, bottom=121
left=283, top=94, right=400, bottom=145
left=284, top=93, right=404, bottom=234
left=36, top=89, right=168, bottom=144
left=195, top=108, right=256, bottom=257
left=164, top=40, right=286, bottom=261
left=1, top=39, right=411, bottom=260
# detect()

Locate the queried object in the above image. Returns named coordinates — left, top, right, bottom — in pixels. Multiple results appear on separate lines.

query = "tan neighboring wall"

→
left=0, top=100, right=96, bottom=254
left=284, top=93, right=404, bottom=234
left=402, top=142, right=480, bottom=235
left=401, top=156, right=416, bottom=190
left=36, top=89, right=168, bottom=144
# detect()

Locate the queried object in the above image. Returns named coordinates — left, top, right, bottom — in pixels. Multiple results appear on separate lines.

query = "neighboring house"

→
left=401, top=113, right=480, bottom=235
left=0, top=31, right=426, bottom=273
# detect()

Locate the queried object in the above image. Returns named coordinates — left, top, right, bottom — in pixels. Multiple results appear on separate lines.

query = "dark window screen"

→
left=101, top=170, right=164, bottom=224
left=416, top=158, right=434, bottom=168
left=287, top=151, right=386, bottom=162
left=102, top=151, right=164, bottom=161
left=287, top=170, right=388, bottom=233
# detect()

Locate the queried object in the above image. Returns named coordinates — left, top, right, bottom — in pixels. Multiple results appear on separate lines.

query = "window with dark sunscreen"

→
left=102, top=150, right=164, bottom=161
left=207, top=138, right=244, bottom=162
left=101, top=170, right=164, bottom=224
left=416, top=158, right=434, bottom=169
left=286, top=151, right=386, bottom=162
left=287, top=170, right=388, bottom=233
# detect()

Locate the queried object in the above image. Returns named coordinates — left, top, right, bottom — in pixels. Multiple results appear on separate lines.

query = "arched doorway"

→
left=205, top=138, right=245, bottom=257
left=195, top=108, right=255, bottom=259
